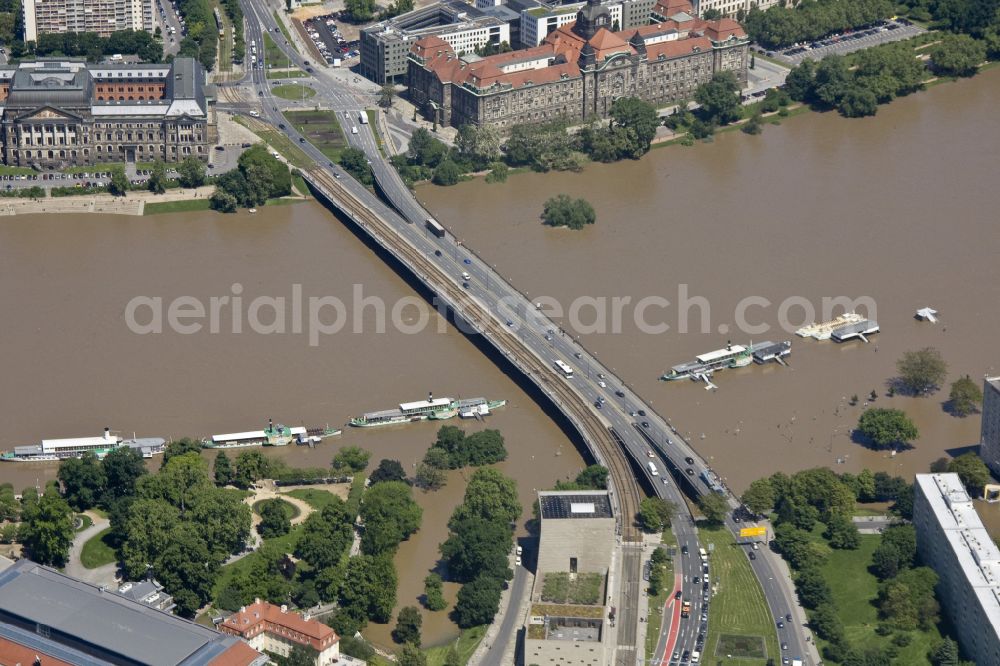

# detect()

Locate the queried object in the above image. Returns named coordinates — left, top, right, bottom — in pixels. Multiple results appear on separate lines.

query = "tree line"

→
left=11, top=30, right=162, bottom=62
left=210, top=145, right=292, bottom=212
left=415, top=425, right=509, bottom=490
left=743, top=0, right=894, bottom=49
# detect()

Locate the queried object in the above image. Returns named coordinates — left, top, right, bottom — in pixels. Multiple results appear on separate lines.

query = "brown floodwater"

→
left=0, top=202, right=584, bottom=648
left=420, top=68, right=1000, bottom=495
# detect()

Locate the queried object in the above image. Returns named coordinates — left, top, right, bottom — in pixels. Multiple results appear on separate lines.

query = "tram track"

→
left=306, top=167, right=642, bottom=541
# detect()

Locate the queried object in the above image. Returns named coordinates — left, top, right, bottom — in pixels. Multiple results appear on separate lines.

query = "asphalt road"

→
left=238, top=1, right=816, bottom=661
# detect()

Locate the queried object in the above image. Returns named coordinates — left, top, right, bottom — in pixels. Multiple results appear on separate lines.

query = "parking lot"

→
left=767, top=19, right=926, bottom=65
left=302, top=13, right=360, bottom=66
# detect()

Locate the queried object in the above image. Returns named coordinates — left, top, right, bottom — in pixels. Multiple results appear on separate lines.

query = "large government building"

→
left=0, top=57, right=213, bottom=169
left=407, top=0, right=748, bottom=130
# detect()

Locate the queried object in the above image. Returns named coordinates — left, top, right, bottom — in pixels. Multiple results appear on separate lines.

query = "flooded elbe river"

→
left=2, top=68, right=1000, bottom=647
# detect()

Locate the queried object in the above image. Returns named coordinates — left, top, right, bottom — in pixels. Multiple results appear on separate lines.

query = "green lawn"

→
left=272, top=83, right=316, bottom=100
left=0, top=165, right=35, bottom=175
left=80, top=528, right=117, bottom=569
left=700, top=524, right=780, bottom=665
left=267, top=68, right=308, bottom=79
left=144, top=199, right=213, bottom=215
left=213, top=523, right=304, bottom=600
left=233, top=116, right=312, bottom=170
left=286, top=110, right=346, bottom=162
left=264, top=32, right=291, bottom=69
left=252, top=497, right=301, bottom=520
left=541, top=572, right=603, bottom=604
left=814, top=531, right=942, bottom=664
left=283, top=487, right=341, bottom=510
left=74, top=514, right=93, bottom=532
left=425, top=625, right=486, bottom=666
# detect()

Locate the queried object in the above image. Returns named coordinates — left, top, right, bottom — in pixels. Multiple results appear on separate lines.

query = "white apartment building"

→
left=914, top=473, right=1000, bottom=665
left=693, top=0, right=779, bottom=17
left=980, top=377, right=1000, bottom=477
left=22, top=0, right=153, bottom=43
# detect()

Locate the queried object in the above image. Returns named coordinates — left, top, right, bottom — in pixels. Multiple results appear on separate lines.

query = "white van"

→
left=351, top=126, right=358, bottom=135
left=647, top=461, right=659, bottom=477
left=690, top=650, right=701, bottom=663
left=699, top=547, right=708, bottom=560
left=461, top=271, right=471, bottom=281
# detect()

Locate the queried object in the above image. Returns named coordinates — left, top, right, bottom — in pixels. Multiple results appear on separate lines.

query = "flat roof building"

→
left=524, top=490, right=616, bottom=666
left=914, top=473, right=1000, bottom=665
left=980, top=377, right=1000, bottom=477
left=360, top=0, right=512, bottom=83
left=0, top=558, right=266, bottom=666
left=22, top=0, right=153, bottom=43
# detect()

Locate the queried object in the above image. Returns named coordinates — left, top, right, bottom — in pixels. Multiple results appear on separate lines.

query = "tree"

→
left=930, top=457, right=951, bottom=473
left=238, top=144, right=291, bottom=198
left=338, top=554, right=398, bottom=625
left=932, top=637, right=960, bottom=666
left=432, top=159, right=463, bottom=186
left=155, top=524, right=222, bottom=617
left=393, top=605, right=423, bottom=645
left=464, top=429, right=507, bottom=466
left=698, top=492, right=729, bottom=525
left=541, top=194, right=596, bottom=230
left=189, top=489, right=251, bottom=557
left=415, top=463, right=446, bottom=491
left=333, top=446, right=371, bottom=473
left=857, top=408, right=919, bottom=450
left=784, top=58, right=817, bottom=101
left=931, top=34, right=986, bottom=77
left=485, top=162, right=509, bottom=184
left=285, top=645, right=320, bottom=666
left=214, top=451, right=235, bottom=486
left=810, top=603, right=845, bottom=644
left=234, top=450, right=271, bottom=488
left=147, top=159, right=168, bottom=194
left=399, top=643, right=427, bottom=666
left=141, top=452, right=213, bottom=514
left=741, top=478, right=776, bottom=516
left=360, top=481, right=423, bottom=555
left=344, top=0, right=376, bottom=21
left=607, top=97, right=660, bottom=158
left=824, top=513, right=860, bottom=549
left=163, top=437, right=203, bottom=464
left=424, top=572, right=447, bottom=611
left=210, top=189, right=238, bottom=213
left=454, top=574, right=503, bottom=627
left=451, top=468, right=521, bottom=526
left=872, top=525, right=917, bottom=580
left=837, top=83, right=879, bottom=118
left=177, top=156, right=207, bottom=188
left=575, top=465, right=609, bottom=490
left=455, top=124, right=501, bottom=169
left=949, top=376, right=983, bottom=416
left=21, top=492, right=74, bottom=567
left=948, top=452, right=991, bottom=497
left=108, top=165, right=129, bottom=196
left=694, top=71, right=742, bottom=125
left=370, top=459, right=408, bottom=485
left=742, top=111, right=764, bottom=134
left=896, top=348, right=947, bottom=394
left=379, top=83, right=396, bottom=109
left=258, top=498, right=292, bottom=538
left=407, top=128, right=448, bottom=167
left=440, top=516, right=511, bottom=583
left=795, top=565, right=832, bottom=608
left=58, top=452, right=106, bottom=510
left=118, top=498, right=181, bottom=578
left=637, top=497, right=677, bottom=532
left=340, top=636, right=376, bottom=662
left=295, top=499, right=354, bottom=569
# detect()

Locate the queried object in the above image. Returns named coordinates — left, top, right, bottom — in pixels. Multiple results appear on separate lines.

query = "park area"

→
left=271, top=83, right=316, bottom=101
left=285, top=110, right=347, bottom=162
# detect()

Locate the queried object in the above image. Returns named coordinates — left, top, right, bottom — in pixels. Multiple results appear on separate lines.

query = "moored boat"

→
left=1, top=427, right=166, bottom=463
left=660, top=343, right=751, bottom=381
left=351, top=393, right=506, bottom=427
left=795, top=312, right=864, bottom=340
left=203, top=419, right=308, bottom=449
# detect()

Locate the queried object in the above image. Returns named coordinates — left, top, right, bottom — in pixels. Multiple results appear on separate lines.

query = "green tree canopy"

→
left=370, top=459, right=408, bottom=485
left=637, top=497, right=677, bottom=532
left=177, top=156, right=207, bottom=188
left=541, top=194, right=596, bottom=230
left=58, top=452, right=106, bottom=511
left=948, top=452, right=991, bottom=497
left=163, top=437, right=203, bottom=464
left=857, top=408, right=919, bottom=450
left=896, top=347, right=948, bottom=394
left=21, top=492, right=74, bottom=567
left=694, top=71, right=742, bottom=125
left=338, top=554, right=398, bottom=626
left=931, top=34, right=987, bottom=77
left=451, top=467, right=521, bottom=526
left=295, top=499, right=354, bottom=569
left=214, top=451, right=235, bottom=486
left=359, top=480, right=422, bottom=555
left=333, top=446, right=371, bottom=473
left=393, top=605, right=423, bottom=646
left=740, top=478, right=776, bottom=515
left=949, top=375, right=983, bottom=416
left=454, top=574, right=503, bottom=627
left=257, top=498, right=292, bottom=538
left=697, top=492, right=729, bottom=525
left=424, top=572, right=447, bottom=611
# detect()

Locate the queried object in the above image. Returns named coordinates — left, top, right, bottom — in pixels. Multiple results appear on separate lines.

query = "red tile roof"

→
left=220, top=601, right=337, bottom=651
left=704, top=18, right=746, bottom=41
left=646, top=35, right=713, bottom=60
left=208, top=641, right=265, bottom=666
left=0, top=637, right=75, bottom=666
left=652, top=0, right=694, bottom=17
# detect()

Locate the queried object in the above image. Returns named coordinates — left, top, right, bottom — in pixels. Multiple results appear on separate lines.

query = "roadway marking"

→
left=659, top=573, right=684, bottom=665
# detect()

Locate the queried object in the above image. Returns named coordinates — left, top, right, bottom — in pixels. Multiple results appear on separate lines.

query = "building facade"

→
left=518, top=0, right=624, bottom=47
left=408, top=0, right=747, bottom=130
left=361, top=0, right=513, bottom=84
left=913, top=473, right=1000, bottom=665
left=981, top=377, right=1000, bottom=477
left=220, top=600, right=341, bottom=666
left=22, top=0, right=153, bottom=43
left=0, top=57, right=212, bottom=169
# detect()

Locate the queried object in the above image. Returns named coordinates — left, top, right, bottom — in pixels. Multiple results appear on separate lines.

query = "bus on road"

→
left=554, top=359, right=574, bottom=378
left=425, top=217, right=446, bottom=238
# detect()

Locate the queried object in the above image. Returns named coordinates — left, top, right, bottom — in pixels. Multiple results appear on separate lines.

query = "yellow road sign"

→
left=739, top=526, right=767, bottom=539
